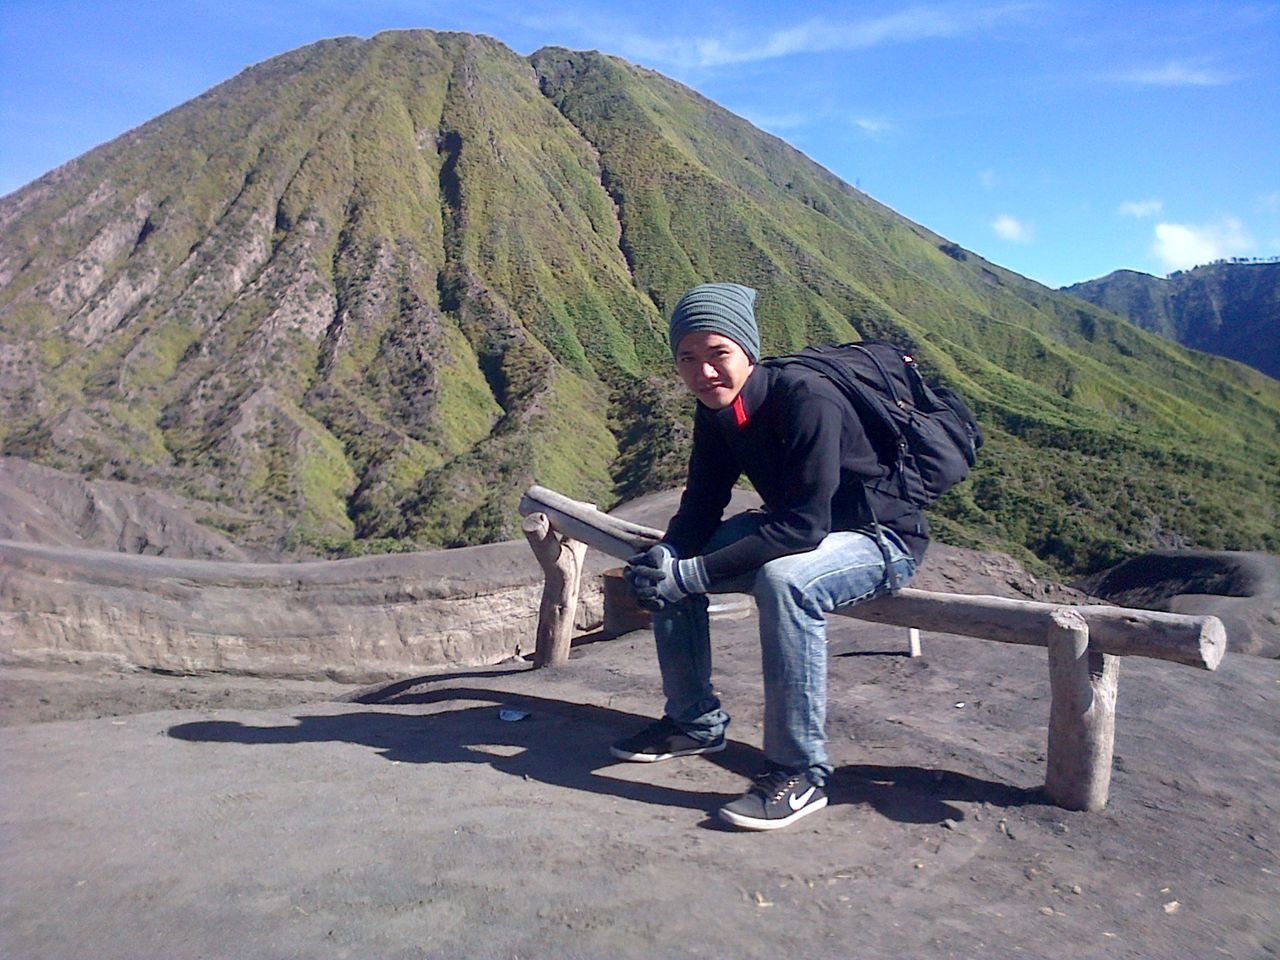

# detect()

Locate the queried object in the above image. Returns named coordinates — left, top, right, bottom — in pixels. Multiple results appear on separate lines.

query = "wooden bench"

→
left=518, top=485, right=1226, bottom=813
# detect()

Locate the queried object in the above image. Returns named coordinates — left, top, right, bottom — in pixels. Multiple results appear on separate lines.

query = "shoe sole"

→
left=718, top=795, right=828, bottom=831
left=609, top=741, right=726, bottom=763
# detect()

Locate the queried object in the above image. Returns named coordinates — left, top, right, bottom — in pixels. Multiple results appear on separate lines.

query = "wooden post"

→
left=908, top=627, right=922, bottom=658
left=852, top=589, right=1224, bottom=671
left=1043, top=609, right=1120, bottom=811
left=602, top=567, right=651, bottom=637
left=522, top=512, right=588, bottom=668
left=519, top=485, right=658, bottom=559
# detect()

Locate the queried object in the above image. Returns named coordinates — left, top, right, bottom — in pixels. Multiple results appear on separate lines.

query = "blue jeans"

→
left=652, top=512, right=918, bottom=786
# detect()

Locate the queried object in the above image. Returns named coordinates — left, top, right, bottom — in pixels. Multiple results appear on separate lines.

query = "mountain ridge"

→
left=1063, top=262, right=1280, bottom=379
left=1, top=30, right=1277, bottom=576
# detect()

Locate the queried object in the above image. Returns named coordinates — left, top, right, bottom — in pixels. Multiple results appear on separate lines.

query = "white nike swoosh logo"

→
left=788, top=786, right=816, bottom=811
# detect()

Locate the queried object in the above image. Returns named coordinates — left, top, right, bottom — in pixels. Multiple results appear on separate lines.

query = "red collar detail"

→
left=732, top=394, right=749, bottom=429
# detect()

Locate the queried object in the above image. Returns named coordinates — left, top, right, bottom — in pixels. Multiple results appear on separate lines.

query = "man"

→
left=611, top=282, right=926, bottom=831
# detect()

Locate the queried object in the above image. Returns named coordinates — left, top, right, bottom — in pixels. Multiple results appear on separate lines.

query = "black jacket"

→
left=663, top=363, right=929, bottom=584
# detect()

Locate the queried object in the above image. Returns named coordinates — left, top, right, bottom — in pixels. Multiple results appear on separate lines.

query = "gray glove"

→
left=625, top=543, right=710, bottom=610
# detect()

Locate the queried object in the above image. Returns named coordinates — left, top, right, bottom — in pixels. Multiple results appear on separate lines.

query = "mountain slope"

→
left=2, top=30, right=1278, bottom=575
left=1063, top=263, right=1280, bottom=379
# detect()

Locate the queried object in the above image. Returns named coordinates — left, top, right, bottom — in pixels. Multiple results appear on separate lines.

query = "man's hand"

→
left=624, top=544, right=676, bottom=610
left=624, top=543, right=710, bottom=610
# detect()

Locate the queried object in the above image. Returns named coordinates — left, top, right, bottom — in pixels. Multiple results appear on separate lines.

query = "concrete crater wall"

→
left=0, top=539, right=608, bottom=682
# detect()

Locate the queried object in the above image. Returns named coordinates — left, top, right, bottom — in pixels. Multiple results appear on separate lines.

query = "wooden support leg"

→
left=1043, top=609, right=1121, bottom=811
left=522, top=512, right=588, bottom=668
left=907, top=627, right=922, bottom=658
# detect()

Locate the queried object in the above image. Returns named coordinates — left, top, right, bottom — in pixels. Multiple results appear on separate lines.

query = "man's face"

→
left=675, top=331, right=755, bottom=409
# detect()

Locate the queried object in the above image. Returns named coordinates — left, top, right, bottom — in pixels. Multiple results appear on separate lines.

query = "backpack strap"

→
left=861, top=496, right=902, bottom=594
left=764, top=349, right=905, bottom=594
left=763, top=348, right=902, bottom=469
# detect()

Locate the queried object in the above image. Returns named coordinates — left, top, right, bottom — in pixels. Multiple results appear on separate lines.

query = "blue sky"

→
left=2, top=1, right=1277, bottom=288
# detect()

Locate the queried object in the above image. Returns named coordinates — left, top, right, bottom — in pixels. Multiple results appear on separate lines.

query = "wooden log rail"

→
left=518, top=485, right=1226, bottom=812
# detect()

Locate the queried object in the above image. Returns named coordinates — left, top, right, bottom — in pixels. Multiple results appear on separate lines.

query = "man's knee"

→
left=751, top=557, right=808, bottom=604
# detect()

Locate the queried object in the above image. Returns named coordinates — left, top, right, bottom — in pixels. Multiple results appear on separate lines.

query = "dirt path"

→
left=3, top=609, right=1277, bottom=959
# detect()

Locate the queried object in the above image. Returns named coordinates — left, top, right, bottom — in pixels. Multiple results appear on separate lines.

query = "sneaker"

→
left=718, top=769, right=828, bottom=831
left=610, top=716, right=726, bottom=762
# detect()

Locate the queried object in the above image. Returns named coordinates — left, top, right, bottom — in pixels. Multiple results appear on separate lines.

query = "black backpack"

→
left=763, top=340, right=983, bottom=586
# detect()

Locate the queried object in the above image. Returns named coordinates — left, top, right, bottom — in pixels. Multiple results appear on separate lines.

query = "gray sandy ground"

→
left=3, top=605, right=1277, bottom=959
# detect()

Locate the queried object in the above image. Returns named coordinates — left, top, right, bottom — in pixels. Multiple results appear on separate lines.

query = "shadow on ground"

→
left=169, top=684, right=1037, bottom=828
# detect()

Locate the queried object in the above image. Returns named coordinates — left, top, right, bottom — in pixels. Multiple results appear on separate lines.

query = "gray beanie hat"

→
left=668, top=282, right=760, bottom=362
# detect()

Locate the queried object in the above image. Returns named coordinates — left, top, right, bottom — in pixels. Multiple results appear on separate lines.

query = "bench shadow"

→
left=168, top=683, right=1037, bottom=825
left=833, top=764, right=1040, bottom=823
left=168, top=686, right=761, bottom=815
left=340, top=667, right=531, bottom=704
left=832, top=649, right=914, bottom=659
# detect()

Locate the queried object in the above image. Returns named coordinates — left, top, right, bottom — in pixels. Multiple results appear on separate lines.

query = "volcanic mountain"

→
left=1, top=30, right=1276, bottom=575
left=1063, top=262, right=1280, bottom=380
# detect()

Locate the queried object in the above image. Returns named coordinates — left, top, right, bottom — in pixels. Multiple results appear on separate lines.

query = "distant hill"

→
left=1063, top=263, right=1280, bottom=379
left=2, top=31, right=1278, bottom=576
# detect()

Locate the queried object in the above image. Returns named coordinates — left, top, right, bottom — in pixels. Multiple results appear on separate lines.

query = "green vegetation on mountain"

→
left=1064, top=262, right=1280, bottom=380
left=1, top=30, right=1277, bottom=575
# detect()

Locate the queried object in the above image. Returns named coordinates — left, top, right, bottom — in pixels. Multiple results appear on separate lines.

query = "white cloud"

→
left=619, top=4, right=1035, bottom=69
left=732, top=107, right=898, bottom=139
left=854, top=116, right=893, bottom=138
left=1152, top=218, right=1254, bottom=271
left=992, top=214, right=1035, bottom=244
left=1115, top=60, right=1235, bottom=87
left=1119, top=199, right=1162, bottom=218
